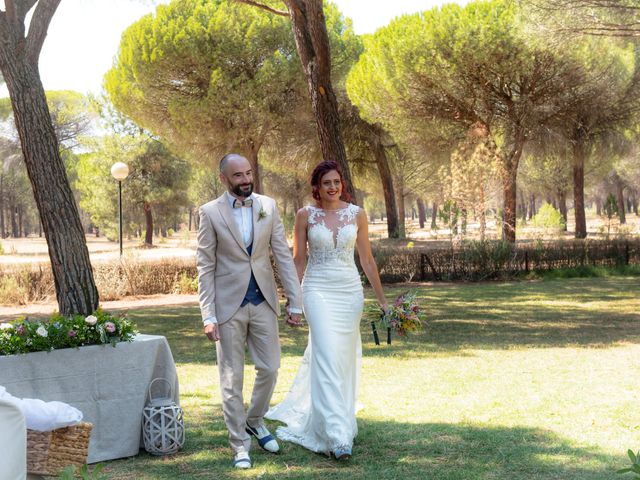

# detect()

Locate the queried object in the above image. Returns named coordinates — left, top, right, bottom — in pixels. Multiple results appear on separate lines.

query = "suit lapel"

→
left=251, top=196, right=262, bottom=252
left=217, top=194, right=248, bottom=255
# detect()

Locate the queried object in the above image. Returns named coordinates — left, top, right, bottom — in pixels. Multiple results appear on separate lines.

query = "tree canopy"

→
left=105, top=0, right=306, bottom=192
left=348, top=0, right=579, bottom=242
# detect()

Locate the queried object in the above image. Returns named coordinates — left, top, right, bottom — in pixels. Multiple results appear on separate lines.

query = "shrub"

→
left=0, top=275, right=30, bottom=305
left=457, top=240, right=516, bottom=280
left=167, top=228, right=175, bottom=237
left=173, top=272, right=198, bottom=294
left=0, top=256, right=197, bottom=304
left=531, top=203, right=565, bottom=233
left=0, top=266, right=52, bottom=305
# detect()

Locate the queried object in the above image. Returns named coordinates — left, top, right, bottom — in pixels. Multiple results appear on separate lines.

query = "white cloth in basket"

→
left=0, top=386, right=83, bottom=431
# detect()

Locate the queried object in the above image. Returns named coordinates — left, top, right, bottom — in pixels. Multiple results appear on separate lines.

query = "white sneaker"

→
left=246, top=422, right=280, bottom=453
left=233, top=449, right=251, bottom=469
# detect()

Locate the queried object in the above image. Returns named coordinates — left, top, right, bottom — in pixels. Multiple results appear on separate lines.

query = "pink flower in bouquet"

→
left=68, top=330, right=77, bottom=338
left=105, top=322, right=116, bottom=333
left=16, top=324, right=26, bottom=335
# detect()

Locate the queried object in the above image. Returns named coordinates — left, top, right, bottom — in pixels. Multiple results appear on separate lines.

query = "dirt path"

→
left=0, top=294, right=199, bottom=320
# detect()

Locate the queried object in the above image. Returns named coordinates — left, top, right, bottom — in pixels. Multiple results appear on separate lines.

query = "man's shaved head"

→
left=219, top=153, right=247, bottom=175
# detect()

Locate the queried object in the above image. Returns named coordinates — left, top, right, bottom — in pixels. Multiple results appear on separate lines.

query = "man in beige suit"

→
left=197, top=153, right=303, bottom=469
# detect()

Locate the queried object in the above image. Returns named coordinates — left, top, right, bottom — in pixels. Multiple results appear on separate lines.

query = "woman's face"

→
left=317, top=169, right=342, bottom=203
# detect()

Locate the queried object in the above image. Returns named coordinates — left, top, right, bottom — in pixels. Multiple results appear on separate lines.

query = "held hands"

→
left=204, top=323, right=220, bottom=342
left=286, top=311, right=304, bottom=328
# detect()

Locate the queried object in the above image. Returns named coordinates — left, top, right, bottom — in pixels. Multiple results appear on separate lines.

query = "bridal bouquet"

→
left=365, top=291, right=425, bottom=344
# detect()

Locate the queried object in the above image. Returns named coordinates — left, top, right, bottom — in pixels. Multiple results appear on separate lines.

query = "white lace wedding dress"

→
left=266, top=204, right=363, bottom=455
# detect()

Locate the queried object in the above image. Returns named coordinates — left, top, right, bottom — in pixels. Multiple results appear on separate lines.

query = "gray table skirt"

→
left=0, top=334, right=179, bottom=463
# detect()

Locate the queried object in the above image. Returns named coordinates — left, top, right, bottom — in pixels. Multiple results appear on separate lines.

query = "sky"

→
left=0, top=0, right=468, bottom=98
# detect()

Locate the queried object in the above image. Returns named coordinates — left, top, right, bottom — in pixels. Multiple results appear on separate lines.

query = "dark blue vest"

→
left=241, top=243, right=265, bottom=306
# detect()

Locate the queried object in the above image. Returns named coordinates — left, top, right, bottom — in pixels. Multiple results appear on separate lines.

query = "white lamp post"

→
left=110, top=162, right=129, bottom=256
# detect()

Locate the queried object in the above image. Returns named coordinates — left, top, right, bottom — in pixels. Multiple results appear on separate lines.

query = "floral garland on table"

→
left=364, top=291, right=425, bottom=345
left=0, top=308, right=137, bottom=355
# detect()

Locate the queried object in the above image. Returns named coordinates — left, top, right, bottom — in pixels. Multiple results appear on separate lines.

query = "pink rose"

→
left=104, top=322, right=116, bottom=333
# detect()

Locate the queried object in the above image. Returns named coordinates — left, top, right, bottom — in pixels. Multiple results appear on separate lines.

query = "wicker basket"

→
left=26, top=422, right=93, bottom=476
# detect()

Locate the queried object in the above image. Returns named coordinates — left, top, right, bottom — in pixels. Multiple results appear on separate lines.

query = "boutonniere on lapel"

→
left=258, top=206, right=268, bottom=221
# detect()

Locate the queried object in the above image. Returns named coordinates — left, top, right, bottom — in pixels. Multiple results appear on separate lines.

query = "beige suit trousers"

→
left=216, top=300, right=280, bottom=453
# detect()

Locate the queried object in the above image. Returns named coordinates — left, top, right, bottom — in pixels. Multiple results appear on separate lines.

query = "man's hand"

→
left=286, top=312, right=304, bottom=328
left=204, top=323, right=220, bottom=342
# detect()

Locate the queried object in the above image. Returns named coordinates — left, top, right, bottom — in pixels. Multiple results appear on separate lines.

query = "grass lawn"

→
left=100, top=277, right=640, bottom=479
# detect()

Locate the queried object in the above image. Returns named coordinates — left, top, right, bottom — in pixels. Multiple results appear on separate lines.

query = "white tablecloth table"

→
left=0, top=334, right=179, bottom=463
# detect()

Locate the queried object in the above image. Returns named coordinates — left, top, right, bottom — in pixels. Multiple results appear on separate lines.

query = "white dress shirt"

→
left=228, top=191, right=254, bottom=247
left=203, top=192, right=301, bottom=327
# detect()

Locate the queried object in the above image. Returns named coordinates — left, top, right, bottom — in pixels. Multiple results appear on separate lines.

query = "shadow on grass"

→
left=121, top=305, right=218, bottom=365
left=114, top=277, right=640, bottom=365
left=366, top=277, right=640, bottom=356
left=104, top=417, right=623, bottom=480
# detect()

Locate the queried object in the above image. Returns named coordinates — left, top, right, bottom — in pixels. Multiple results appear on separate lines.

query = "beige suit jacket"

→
left=197, top=192, right=302, bottom=324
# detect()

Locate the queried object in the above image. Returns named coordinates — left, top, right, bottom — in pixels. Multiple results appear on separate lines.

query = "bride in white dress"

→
left=266, top=160, right=388, bottom=460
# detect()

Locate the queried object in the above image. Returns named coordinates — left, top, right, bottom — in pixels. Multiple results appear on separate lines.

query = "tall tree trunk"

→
left=11, top=204, right=18, bottom=238
left=431, top=202, right=438, bottom=229
left=294, top=178, right=304, bottom=212
left=501, top=158, right=519, bottom=243
left=370, top=134, right=399, bottom=238
left=614, top=177, right=626, bottom=224
left=557, top=190, right=568, bottom=231
left=18, top=204, right=23, bottom=237
left=518, top=189, right=527, bottom=222
left=244, top=139, right=263, bottom=194
left=395, top=176, right=405, bottom=238
left=501, top=130, right=524, bottom=243
left=283, top=0, right=355, bottom=201
left=479, top=188, right=487, bottom=242
left=144, top=202, right=153, bottom=246
left=416, top=197, right=426, bottom=229
left=572, top=131, right=588, bottom=238
left=528, top=193, right=536, bottom=219
left=632, top=193, right=638, bottom=215
left=0, top=0, right=98, bottom=315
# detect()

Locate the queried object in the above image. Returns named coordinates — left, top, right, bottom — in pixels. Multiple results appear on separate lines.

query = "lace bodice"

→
left=306, top=204, right=360, bottom=267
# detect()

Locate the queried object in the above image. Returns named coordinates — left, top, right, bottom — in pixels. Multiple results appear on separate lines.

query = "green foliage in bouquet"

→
left=365, top=291, right=426, bottom=337
left=382, top=291, right=425, bottom=336
left=0, top=308, right=137, bottom=356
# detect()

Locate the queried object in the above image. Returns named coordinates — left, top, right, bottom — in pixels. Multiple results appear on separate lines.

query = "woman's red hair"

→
left=310, top=160, right=352, bottom=205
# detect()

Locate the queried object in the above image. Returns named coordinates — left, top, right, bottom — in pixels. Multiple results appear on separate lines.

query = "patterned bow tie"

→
left=233, top=198, right=253, bottom=208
